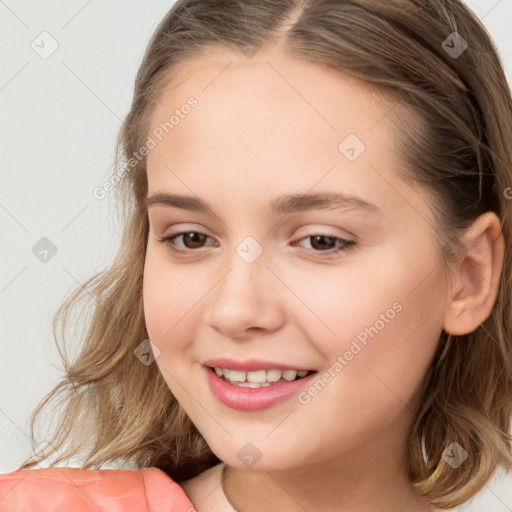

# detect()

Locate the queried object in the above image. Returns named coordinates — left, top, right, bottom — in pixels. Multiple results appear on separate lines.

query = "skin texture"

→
left=142, top=47, right=504, bottom=512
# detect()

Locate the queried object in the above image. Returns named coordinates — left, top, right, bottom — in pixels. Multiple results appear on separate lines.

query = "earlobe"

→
left=443, top=212, right=505, bottom=336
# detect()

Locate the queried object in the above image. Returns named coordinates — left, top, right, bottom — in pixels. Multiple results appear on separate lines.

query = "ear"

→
left=443, top=212, right=505, bottom=336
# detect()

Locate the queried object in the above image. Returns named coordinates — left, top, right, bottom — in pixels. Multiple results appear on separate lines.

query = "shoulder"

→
left=0, top=466, right=196, bottom=512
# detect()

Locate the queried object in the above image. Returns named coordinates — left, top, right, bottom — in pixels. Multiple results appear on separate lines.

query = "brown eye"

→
left=159, top=231, right=217, bottom=256
left=293, top=233, right=356, bottom=259
left=308, top=235, right=338, bottom=251
left=180, top=232, right=208, bottom=249
left=159, top=231, right=355, bottom=259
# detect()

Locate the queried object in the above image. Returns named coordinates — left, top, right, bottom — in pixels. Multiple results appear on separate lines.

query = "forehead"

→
left=149, top=50, right=392, bottom=153
left=144, top=49, right=429, bottom=226
left=149, top=48, right=395, bottom=137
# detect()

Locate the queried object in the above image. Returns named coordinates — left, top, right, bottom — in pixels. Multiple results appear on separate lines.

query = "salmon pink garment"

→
left=0, top=466, right=197, bottom=512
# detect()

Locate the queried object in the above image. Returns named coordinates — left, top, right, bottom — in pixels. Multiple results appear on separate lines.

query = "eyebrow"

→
left=146, top=191, right=382, bottom=215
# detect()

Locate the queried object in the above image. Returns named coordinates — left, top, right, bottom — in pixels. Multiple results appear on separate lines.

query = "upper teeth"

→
left=214, top=367, right=309, bottom=383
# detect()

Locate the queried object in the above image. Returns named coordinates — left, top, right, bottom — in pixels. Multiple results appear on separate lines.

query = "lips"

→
left=204, top=364, right=318, bottom=411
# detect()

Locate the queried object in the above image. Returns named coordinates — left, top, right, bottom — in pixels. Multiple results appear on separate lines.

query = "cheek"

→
left=142, top=250, right=203, bottom=349
left=284, top=269, right=444, bottom=459
left=292, top=244, right=445, bottom=401
left=142, top=252, right=207, bottom=401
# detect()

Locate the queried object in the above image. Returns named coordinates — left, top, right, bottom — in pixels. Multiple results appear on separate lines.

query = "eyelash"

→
left=157, top=231, right=357, bottom=259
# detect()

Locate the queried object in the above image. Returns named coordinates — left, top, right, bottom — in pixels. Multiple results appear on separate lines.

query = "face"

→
left=143, top=48, right=449, bottom=471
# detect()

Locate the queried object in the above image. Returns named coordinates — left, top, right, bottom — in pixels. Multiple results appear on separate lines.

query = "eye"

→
left=159, top=231, right=217, bottom=255
left=292, top=234, right=356, bottom=258
left=157, top=231, right=356, bottom=259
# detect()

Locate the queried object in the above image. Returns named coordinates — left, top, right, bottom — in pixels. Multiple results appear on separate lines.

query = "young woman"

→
left=1, top=1, right=511, bottom=511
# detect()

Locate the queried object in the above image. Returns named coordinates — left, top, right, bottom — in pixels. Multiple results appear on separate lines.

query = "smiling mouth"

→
left=209, top=366, right=316, bottom=387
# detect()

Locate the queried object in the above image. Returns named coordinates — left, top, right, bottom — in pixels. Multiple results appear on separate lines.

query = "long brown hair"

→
left=19, top=1, right=512, bottom=507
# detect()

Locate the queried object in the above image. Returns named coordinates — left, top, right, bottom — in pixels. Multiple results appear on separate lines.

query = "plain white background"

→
left=1, top=1, right=511, bottom=510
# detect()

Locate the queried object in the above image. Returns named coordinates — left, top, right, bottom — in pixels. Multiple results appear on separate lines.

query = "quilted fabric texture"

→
left=0, top=467, right=196, bottom=512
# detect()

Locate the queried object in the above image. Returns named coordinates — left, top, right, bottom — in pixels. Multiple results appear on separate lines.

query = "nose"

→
left=203, top=246, right=286, bottom=339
